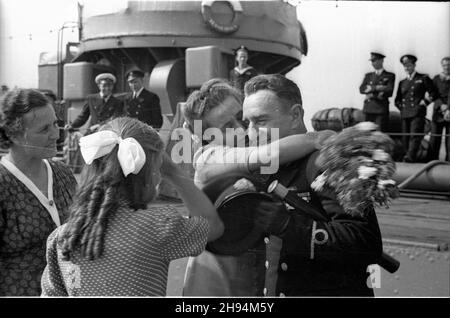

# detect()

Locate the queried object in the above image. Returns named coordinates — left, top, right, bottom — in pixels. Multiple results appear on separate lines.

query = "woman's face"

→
left=14, top=104, right=59, bottom=159
left=236, top=50, right=248, bottom=66
left=142, top=152, right=163, bottom=203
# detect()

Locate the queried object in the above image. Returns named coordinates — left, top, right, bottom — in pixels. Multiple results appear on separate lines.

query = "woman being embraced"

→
left=0, top=89, right=76, bottom=296
left=41, top=117, right=224, bottom=296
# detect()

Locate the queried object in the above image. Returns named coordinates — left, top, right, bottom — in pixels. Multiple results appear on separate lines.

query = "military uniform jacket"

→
left=395, top=72, right=438, bottom=119
left=263, top=151, right=383, bottom=296
left=359, top=70, right=396, bottom=114
left=432, top=74, right=450, bottom=122
left=71, top=94, right=123, bottom=129
left=124, top=89, right=163, bottom=129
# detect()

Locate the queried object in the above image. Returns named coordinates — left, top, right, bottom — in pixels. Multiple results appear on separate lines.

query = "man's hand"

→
left=314, top=130, right=336, bottom=149
left=440, top=104, right=448, bottom=112
left=64, top=124, right=74, bottom=132
left=363, top=85, right=372, bottom=94
left=254, top=199, right=291, bottom=236
left=419, top=100, right=427, bottom=107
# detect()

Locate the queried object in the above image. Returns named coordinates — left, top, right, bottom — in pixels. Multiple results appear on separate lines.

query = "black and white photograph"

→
left=0, top=0, right=449, bottom=302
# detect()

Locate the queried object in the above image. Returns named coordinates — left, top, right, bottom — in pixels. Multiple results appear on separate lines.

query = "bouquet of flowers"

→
left=311, top=122, right=399, bottom=217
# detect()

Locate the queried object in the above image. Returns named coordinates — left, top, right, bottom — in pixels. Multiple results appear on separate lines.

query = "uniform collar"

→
left=407, top=71, right=416, bottom=81
left=99, top=93, right=111, bottom=101
left=374, top=69, right=384, bottom=76
left=234, top=66, right=253, bottom=75
left=133, top=87, right=145, bottom=99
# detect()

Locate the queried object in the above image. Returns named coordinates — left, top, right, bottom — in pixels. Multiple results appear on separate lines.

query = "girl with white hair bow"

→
left=41, top=117, right=224, bottom=296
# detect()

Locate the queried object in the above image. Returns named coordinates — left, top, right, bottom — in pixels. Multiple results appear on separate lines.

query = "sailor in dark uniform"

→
left=66, top=73, right=123, bottom=133
left=124, top=70, right=163, bottom=129
left=229, top=46, right=258, bottom=94
left=429, top=57, right=450, bottom=161
left=359, top=52, right=396, bottom=132
left=394, top=55, right=438, bottom=162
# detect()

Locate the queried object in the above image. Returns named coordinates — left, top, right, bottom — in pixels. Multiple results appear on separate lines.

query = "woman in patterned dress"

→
left=41, top=117, right=224, bottom=296
left=0, top=89, right=77, bottom=296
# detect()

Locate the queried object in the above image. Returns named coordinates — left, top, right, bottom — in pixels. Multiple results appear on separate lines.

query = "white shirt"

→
left=375, top=69, right=384, bottom=76
left=132, top=87, right=144, bottom=99
left=407, top=71, right=416, bottom=81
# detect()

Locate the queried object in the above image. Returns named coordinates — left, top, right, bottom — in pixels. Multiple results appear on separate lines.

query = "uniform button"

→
left=263, top=288, right=267, bottom=296
left=138, top=105, right=141, bottom=108
left=265, top=260, right=269, bottom=269
left=264, top=237, right=270, bottom=244
left=48, top=200, right=54, bottom=206
left=279, top=292, right=285, bottom=297
left=281, top=263, right=288, bottom=271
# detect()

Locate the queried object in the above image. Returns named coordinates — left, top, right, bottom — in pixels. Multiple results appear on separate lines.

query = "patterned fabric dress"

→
left=41, top=203, right=209, bottom=296
left=0, top=160, right=76, bottom=296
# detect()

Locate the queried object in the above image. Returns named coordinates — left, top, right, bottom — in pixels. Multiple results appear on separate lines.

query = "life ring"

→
left=201, top=0, right=243, bottom=34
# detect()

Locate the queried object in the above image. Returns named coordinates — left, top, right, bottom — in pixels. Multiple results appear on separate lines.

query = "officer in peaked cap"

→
left=124, top=69, right=163, bottom=129
left=66, top=72, right=123, bottom=134
left=400, top=54, right=418, bottom=65
left=359, top=52, right=396, bottom=132
left=395, top=54, right=438, bottom=162
left=95, top=73, right=116, bottom=84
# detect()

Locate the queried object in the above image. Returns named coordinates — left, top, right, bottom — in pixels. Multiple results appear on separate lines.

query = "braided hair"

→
left=58, top=117, right=164, bottom=261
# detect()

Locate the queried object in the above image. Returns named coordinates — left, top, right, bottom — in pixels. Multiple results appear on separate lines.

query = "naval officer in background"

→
left=395, top=55, right=438, bottom=162
left=359, top=52, right=395, bottom=132
left=124, top=70, right=163, bottom=129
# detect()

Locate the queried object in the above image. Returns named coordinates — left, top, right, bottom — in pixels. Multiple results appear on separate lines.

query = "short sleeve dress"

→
left=41, top=203, right=209, bottom=296
left=0, top=159, right=76, bottom=296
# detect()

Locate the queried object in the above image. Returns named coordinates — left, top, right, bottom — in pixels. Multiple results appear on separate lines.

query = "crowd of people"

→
left=0, top=65, right=398, bottom=297
left=360, top=53, right=450, bottom=162
left=0, top=44, right=423, bottom=297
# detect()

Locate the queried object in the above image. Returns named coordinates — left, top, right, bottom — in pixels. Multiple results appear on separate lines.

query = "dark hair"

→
left=58, top=117, right=164, bottom=261
left=235, top=46, right=249, bottom=55
left=0, top=89, right=50, bottom=149
left=182, top=78, right=242, bottom=134
left=244, top=74, right=303, bottom=110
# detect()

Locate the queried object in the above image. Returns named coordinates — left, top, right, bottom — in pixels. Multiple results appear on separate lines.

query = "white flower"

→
left=358, top=166, right=377, bottom=179
left=372, top=149, right=390, bottom=161
left=377, top=179, right=396, bottom=189
left=311, top=172, right=327, bottom=191
left=355, top=121, right=378, bottom=131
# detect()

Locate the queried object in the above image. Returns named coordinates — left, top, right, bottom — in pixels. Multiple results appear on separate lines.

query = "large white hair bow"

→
left=79, top=130, right=146, bottom=177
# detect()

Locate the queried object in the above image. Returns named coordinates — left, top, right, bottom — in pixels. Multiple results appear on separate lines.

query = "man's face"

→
left=98, top=80, right=114, bottom=96
left=403, top=62, right=416, bottom=75
left=203, top=96, right=244, bottom=145
left=442, top=59, right=450, bottom=75
left=243, top=90, right=303, bottom=145
left=371, top=59, right=383, bottom=70
left=128, top=77, right=144, bottom=92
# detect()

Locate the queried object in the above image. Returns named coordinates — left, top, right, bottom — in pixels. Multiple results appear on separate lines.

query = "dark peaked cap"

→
left=369, top=52, right=385, bottom=61
left=400, top=54, right=417, bottom=64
